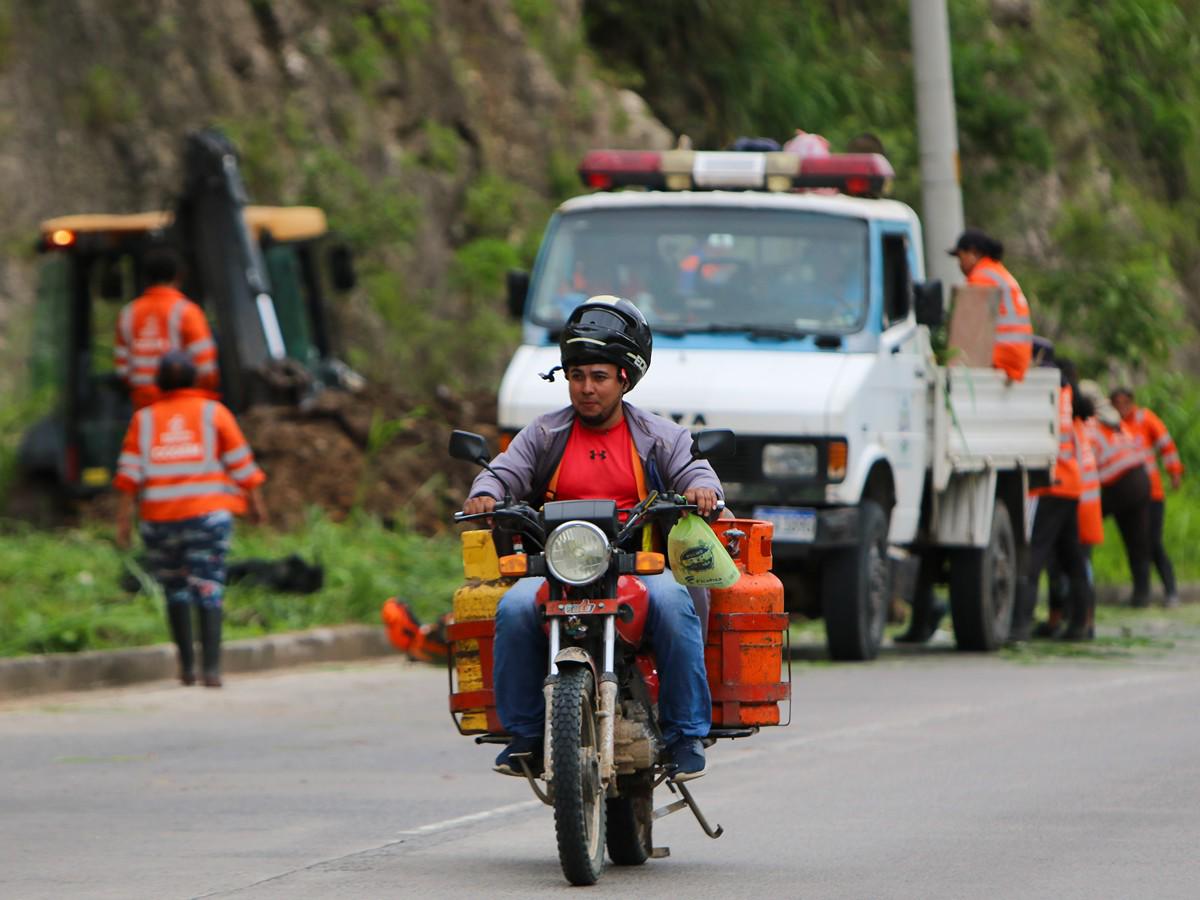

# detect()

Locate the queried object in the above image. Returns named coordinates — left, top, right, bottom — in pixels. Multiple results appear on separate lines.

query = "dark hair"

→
left=156, top=349, right=196, bottom=392
left=1110, top=386, right=1134, bottom=402
left=1074, top=393, right=1095, bottom=420
left=144, top=247, right=180, bottom=285
left=1057, top=357, right=1078, bottom=391
left=950, top=228, right=1004, bottom=261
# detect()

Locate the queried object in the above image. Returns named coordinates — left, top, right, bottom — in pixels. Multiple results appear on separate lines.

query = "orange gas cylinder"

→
left=704, top=519, right=789, bottom=727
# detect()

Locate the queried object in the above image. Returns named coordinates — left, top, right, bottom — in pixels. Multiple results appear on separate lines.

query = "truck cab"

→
left=498, top=148, right=1058, bottom=660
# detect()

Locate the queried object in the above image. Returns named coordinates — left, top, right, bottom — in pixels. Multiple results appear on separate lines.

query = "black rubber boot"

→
left=167, top=604, right=196, bottom=685
left=895, top=583, right=945, bottom=645
left=199, top=606, right=223, bottom=688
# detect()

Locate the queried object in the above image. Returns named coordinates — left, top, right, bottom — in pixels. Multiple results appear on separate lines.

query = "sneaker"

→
left=494, top=735, right=543, bottom=777
left=666, top=737, right=706, bottom=782
left=1032, top=619, right=1064, bottom=640
left=1164, top=593, right=1180, bottom=609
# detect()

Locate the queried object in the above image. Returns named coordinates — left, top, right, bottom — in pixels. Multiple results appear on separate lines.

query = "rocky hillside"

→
left=0, top=0, right=669, bottom=401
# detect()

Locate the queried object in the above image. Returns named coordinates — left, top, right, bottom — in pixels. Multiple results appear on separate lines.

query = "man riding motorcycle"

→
left=462, top=296, right=723, bottom=781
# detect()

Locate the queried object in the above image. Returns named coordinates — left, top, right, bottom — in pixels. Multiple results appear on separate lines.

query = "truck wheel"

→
left=948, top=502, right=1016, bottom=651
left=822, top=500, right=890, bottom=661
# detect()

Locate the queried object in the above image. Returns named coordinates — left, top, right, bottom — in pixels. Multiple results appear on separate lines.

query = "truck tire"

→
left=948, top=502, right=1016, bottom=651
left=822, top=500, right=890, bottom=661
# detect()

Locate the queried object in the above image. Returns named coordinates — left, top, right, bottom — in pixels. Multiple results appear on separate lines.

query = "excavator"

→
left=19, top=129, right=360, bottom=495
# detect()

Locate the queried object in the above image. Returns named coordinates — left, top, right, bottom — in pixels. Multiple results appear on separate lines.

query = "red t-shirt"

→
left=551, top=417, right=641, bottom=512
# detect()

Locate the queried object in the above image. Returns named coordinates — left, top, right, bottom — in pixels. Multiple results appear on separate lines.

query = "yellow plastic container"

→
left=449, top=530, right=513, bottom=733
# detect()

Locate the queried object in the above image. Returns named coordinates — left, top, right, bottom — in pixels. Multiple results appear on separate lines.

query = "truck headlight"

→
left=762, top=443, right=819, bottom=478
left=544, top=521, right=611, bottom=585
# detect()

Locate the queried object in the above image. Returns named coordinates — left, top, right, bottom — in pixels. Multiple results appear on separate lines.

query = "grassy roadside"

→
left=0, top=510, right=463, bottom=658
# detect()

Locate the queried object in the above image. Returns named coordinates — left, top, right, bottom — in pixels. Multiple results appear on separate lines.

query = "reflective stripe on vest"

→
left=142, top=480, right=244, bottom=502
left=1092, top=423, right=1142, bottom=485
left=973, top=264, right=1033, bottom=346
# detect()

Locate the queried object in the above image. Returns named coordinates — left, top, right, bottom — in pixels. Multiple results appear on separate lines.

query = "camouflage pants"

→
left=140, top=511, right=233, bottom=610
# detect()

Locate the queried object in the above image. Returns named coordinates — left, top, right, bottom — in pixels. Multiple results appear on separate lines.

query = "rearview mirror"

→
left=692, top=429, right=736, bottom=461
left=449, top=430, right=491, bottom=465
left=329, top=244, right=357, bottom=292
left=506, top=269, right=530, bottom=319
left=913, top=279, right=944, bottom=329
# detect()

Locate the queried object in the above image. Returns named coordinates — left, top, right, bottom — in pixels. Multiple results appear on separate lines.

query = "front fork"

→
left=541, top=616, right=618, bottom=790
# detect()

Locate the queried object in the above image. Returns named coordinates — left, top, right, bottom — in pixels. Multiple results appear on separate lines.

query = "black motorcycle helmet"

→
left=559, top=295, right=653, bottom=391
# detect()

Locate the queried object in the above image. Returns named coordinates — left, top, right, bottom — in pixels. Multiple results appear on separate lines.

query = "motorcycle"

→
left=447, top=428, right=789, bottom=885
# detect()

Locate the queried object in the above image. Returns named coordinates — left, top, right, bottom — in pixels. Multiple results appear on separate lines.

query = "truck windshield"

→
left=529, top=207, right=870, bottom=335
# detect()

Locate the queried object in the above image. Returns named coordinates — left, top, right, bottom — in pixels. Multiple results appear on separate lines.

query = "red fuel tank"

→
left=705, top=519, right=789, bottom=727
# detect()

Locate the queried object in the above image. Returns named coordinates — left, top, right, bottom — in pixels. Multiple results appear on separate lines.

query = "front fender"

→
left=834, top=443, right=889, bottom=506
left=554, top=646, right=599, bottom=687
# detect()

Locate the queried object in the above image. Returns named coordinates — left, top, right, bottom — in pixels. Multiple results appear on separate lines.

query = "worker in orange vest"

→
left=114, top=246, right=220, bottom=410
left=948, top=229, right=1033, bottom=383
left=1079, top=382, right=1152, bottom=607
left=1010, top=362, right=1091, bottom=643
left=113, top=352, right=267, bottom=687
left=1111, top=387, right=1183, bottom=607
left=1038, top=383, right=1105, bottom=639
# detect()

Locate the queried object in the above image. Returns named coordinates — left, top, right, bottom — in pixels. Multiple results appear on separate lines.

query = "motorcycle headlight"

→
left=544, top=521, right=611, bottom=586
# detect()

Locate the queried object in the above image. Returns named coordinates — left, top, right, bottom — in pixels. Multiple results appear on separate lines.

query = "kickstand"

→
left=519, top=758, right=553, bottom=806
left=652, top=778, right=724, bottom=839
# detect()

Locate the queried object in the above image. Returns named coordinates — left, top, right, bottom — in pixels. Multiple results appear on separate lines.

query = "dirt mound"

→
left=239, top=383, right=500, bottom=533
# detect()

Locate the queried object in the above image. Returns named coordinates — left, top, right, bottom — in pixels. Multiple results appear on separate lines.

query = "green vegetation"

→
left=584, top=0, right=1200, bottom=373
left=73, top=65, right=141, bottom=130
left=0, top=511, right=462, bottom=658
left=420, top=119, right=463, bottom=173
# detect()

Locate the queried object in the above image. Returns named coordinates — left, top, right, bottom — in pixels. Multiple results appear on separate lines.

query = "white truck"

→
left=497, top=148, right=1059, bottom=660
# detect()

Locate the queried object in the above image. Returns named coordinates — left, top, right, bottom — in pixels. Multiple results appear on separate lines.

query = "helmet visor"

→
left=575, top=308, right=629, bottom=332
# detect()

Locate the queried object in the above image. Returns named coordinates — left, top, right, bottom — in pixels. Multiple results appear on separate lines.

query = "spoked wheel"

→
left=552, top=666, right=606, bottom=885
left=606, top=778, right=653, bottom=866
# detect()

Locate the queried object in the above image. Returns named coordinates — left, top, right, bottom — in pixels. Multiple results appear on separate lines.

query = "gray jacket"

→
left=469, top=402, right=723, bottom=505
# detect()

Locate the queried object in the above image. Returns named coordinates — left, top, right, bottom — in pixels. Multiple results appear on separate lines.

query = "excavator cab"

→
left=20, top=130, right=358, bottom=494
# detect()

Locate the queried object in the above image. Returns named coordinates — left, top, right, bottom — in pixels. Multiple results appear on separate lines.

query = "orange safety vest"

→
left=114, top=286, right=220, bottom=410
left=1075, top=417, right=1103, bottom=545
left=1124, top=406, right=1183, bottom=502
left=112, top=389, right=265, bottom=522
left=1087, top=419, right=1144, bottom=488
left=968, top=258, right=1033, bottom=382
left=1032, top=384, right=1081, bottom=499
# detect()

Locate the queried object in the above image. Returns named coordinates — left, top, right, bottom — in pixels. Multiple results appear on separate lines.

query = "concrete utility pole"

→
left=910, top=0, right=965, bottom=289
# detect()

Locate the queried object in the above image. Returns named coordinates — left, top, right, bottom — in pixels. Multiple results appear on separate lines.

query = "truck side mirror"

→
left=914, top=280, right=944, bottom=328
left=692, top=429, right=736, bottom=460
left=449, top=430, right=492, bottom=465
left=506, top=269, right=530, bottom=318
left=329, top=244, right=357, bottom=292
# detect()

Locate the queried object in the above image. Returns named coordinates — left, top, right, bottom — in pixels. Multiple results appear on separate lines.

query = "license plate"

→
left=753, top=506, right=817, bottom=543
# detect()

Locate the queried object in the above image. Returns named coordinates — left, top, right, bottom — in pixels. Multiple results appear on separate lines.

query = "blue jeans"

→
left=493, top=571, right=711, bottom=744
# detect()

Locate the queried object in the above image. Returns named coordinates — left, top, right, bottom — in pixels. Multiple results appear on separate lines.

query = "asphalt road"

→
left=3, top=629, right=1199, bottom=899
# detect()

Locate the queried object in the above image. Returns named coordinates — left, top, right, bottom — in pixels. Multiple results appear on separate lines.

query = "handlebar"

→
left=453, top=495, right=724, bottom=550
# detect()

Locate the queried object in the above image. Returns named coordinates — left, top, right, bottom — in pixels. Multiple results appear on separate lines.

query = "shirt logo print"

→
left=589, top=449, right=608, bottom=461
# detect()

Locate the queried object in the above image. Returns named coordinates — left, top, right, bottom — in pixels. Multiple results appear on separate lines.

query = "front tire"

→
left=949, top=502, right=1016, bottom=651
left=822, top=500, right=890, bottom=661
left=552, top=666, right=606, bottom=885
